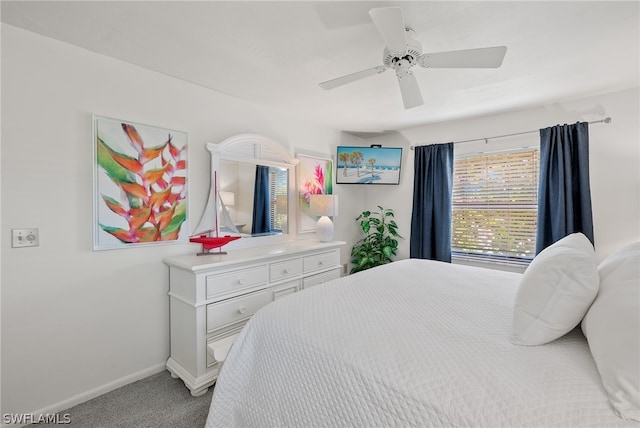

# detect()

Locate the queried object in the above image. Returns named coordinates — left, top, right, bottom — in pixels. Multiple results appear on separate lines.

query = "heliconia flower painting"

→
left=93, top=116, right=188, bottom=250
left=297, top=154, right=333, bottom=233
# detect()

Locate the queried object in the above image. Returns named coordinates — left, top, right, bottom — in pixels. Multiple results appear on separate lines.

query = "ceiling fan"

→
left=319, top=7, right=507, bottom=109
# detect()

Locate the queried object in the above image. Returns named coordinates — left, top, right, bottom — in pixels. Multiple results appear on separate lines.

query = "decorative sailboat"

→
left=189, top=171, right=240, bottom=255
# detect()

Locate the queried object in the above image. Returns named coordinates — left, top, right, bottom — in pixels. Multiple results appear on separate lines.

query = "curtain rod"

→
left=410, top=117, right=612, bottom=150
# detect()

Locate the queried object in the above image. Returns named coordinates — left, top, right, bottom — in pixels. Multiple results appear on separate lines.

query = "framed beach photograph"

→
left=93, top=115, right=188, bottom=250
left=336, top=146, right=402, bottom=185
left=296, top=153, right=333, bottom=233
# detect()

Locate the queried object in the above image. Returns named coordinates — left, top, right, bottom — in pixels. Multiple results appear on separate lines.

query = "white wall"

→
left=362, top=87, right=640, bottom=264
left=0, top=24, right=353, bottom=417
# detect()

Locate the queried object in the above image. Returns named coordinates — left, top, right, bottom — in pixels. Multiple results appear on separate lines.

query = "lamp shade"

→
left=309, top=194, right=338, bottom=217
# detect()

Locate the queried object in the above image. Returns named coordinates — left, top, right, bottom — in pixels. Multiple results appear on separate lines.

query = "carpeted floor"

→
left=27, top=370, right=213, bottom=428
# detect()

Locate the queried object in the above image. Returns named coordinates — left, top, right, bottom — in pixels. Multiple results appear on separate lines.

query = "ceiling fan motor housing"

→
left=383, top=28, right=422, bottom=69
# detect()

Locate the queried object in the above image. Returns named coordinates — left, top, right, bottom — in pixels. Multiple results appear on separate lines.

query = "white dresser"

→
left=164, top=240, right=345, bottom=396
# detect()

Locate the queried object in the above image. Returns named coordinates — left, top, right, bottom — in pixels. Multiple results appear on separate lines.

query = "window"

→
left=269, top=167, right=288, bottom=231
left=452, top=149, right=539, bottom=263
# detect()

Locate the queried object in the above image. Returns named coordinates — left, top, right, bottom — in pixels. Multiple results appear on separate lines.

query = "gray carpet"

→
left=27, top=371, right=213, bottom=428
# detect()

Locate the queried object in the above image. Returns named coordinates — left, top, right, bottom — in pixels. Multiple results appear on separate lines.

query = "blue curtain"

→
left=410, top=143, right=454, bottom=262
left=536, top=122, right=594, bottom=253
left=251, top=166, right=271, bottom=235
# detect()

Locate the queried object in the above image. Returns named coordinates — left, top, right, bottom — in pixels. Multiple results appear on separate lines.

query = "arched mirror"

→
left=192, top=134, right=299, bottom=249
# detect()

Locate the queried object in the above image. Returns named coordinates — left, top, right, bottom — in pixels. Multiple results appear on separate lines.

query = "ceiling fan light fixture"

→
left=383, top=28, right=421, bottom=68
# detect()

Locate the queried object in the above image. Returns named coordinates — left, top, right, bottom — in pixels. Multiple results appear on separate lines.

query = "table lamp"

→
left=309, top=194, right=338, bottom=242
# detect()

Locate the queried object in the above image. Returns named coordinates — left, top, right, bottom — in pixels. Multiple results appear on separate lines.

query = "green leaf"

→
left=97, top=138, right=135, bottom=184
left=101, top=194, right=128, bottom=216
left=162, top=202, right=187, bottom=233
left=99, top=224, right=134, bottom=243
left=382, top=246, right=393, bottom=258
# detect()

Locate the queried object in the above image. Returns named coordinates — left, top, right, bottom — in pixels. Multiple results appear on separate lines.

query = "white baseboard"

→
left=1, top=363, right=166, bottom=428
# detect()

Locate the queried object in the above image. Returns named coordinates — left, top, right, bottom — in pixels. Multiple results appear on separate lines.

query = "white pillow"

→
left=511, top=233, right=599, bottom=345
left=581, top=242, right=640, bottom=421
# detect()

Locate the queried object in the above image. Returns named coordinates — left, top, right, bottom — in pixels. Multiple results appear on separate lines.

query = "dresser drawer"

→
left=269, top=258, right=302, bottom=282
left=206, top=331, right=241, bottom=367
left=302, top=267, right=341, bottom=289
left=303, top=250, right=339, bottom=274
left=206, top=265, right=268, bottom=299
left=271, top=279, right=300, bottom=301
left=206, top=288, right=271, bottom=333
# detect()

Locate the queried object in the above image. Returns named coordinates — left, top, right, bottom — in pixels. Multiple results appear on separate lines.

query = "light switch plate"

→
left=12, top=228, right=39, bottom=248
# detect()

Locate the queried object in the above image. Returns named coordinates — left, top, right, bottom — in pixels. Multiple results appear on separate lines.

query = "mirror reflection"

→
left=219, top=160, right=289, bottom=236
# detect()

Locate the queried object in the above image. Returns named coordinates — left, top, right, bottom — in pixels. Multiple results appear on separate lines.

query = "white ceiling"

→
left=2, top=1, right=638, bottom=133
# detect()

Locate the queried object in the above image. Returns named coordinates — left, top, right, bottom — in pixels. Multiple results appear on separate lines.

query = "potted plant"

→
left=350, top=206, right=403, bottom=274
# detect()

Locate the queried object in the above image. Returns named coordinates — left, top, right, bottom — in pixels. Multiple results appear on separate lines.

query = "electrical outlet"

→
left=12, top=228, right=39, bottom=248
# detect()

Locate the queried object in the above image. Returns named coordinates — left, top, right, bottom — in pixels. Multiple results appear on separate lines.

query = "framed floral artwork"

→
left=93, top=115, right=188, bottom=250
left=296, top=153, right=333, bottom=233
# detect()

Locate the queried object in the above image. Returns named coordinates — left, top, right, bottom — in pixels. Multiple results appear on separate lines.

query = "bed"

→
left=204, top=239, right=639, bottom=427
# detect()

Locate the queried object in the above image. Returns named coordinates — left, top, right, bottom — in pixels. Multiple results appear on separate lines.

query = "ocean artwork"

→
left=336, top=146, right=402, bottom=185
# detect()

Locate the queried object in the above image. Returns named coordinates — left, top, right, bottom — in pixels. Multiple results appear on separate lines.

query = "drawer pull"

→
left=318, top=260, right=324, bottom=265
left=283, top=269, right=289, bottom=274
left=238, top=306, right=247, bottom=314
left=238, top=279, right=246, bottom=285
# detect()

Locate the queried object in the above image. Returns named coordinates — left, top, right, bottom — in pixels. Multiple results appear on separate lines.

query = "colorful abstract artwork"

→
left=93, top=116, right=188, bottom=250
left=297, top=153, right=333, bottom=233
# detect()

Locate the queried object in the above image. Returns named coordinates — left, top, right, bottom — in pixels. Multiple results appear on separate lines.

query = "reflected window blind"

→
left=452, top=149, right=539, bottom=260
left=269, top=168, right=288, bottom=231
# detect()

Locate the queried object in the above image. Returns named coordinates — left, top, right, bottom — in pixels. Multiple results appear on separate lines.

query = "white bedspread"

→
left=205, top=259, right=636, bottom=427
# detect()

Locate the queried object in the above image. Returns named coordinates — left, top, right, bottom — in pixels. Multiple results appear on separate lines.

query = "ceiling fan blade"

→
left=369, top=7, right=408, bottom=54
left=319, top=66, right=387, bottom=90
left=418, top=46, right=507, bottom=68
left=396, top=70, right=423, bottom=109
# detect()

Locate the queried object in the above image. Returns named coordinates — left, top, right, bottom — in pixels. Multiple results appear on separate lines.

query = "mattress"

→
left=205, top=258, right=636, bottom=427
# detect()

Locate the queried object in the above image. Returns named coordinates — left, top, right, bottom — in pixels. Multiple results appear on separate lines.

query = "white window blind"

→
left=452, top=149, right=539, bottom=261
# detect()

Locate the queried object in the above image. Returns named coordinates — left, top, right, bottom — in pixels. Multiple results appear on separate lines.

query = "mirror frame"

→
left=193, top=133, right=299, bottom=250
